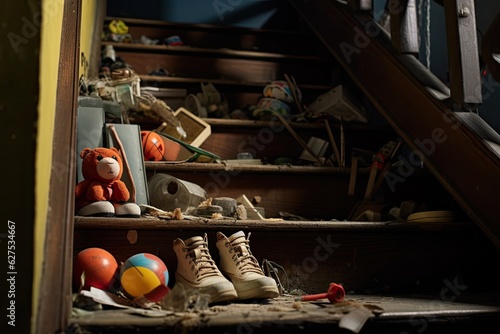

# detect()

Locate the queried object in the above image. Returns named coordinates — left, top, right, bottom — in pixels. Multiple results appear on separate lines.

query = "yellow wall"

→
left=33, top=0, right=98, bottom=332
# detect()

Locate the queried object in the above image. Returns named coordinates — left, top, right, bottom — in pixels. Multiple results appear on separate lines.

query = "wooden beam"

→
left=36, top=0, right=81, bottom=332
left=443, top=0, right=482, bottom=108
left=290, top=0, right=500, bottom=250
left=389, top=0, right=419, bottom=54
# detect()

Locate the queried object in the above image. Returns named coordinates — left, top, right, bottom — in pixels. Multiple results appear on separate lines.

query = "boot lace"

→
left=184, top=237, right=220, bottom=280
left=227, top=233, right=263, bottom=275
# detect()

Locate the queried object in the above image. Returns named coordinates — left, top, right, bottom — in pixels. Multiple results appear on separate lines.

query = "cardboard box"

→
left=157, top=107, right=211, bottom=147
left=308, top=85, right=368, bottom=123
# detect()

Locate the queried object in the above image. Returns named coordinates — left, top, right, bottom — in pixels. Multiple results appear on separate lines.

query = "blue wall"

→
left=106, top=0, right=297, bottom=29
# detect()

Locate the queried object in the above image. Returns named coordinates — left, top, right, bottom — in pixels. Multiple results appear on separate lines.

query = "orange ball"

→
left=141, top=131, right=165, bottom=161
left=73, top=247, right=119, bottom=291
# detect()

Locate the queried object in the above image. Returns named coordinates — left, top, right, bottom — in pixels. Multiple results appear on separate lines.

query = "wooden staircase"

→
left=67, top=1, right=500, bottom=333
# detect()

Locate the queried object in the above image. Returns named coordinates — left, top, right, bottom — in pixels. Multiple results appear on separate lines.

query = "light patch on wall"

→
left=79, top=0, right=97, bottom=77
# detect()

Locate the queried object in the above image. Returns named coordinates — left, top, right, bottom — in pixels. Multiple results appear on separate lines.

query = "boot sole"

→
left=235, top=285, right=280, bottom=300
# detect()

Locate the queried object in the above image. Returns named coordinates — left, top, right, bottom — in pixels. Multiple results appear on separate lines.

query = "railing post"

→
left=443, top=0, right=482, bottom=109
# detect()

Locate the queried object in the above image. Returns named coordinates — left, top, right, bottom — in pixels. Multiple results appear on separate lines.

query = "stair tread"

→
left=74, top=216, right=473, bottom=231
left=70, top=293, right=500, bottom=331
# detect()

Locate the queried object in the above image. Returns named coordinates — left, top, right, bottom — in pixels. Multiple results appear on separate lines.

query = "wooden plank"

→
left=103, top=15, right=330, bottom=58
left=348, top=156, right=359, bottom=195
left=36, top=1, right=81, bottom=333
left=114, top=51, right=334, bottom=86
left=443, top=0, right=482, bottom=107
left=74, top=216, right=476, bottom=231
left=290, top=0, right=500, bottom=249
left=145, top=171, right=361, bottom=219
left=139, top=74, right=334, bottom=91
left=70, top=294, right=500, bottom=331
left=104, top=41, right=329, bottom=62
left=105, top=16, right=308, bottom=36
left=145, top=162, right=361, bottom=174
left=199, top=125, right=395, bottom=166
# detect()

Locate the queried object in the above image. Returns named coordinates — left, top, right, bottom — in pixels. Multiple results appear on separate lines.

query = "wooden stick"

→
left=290, top=75, right=302, bottom=106
left=348, top=156, right=359, bottom=196
left=272, top=111, right=323, bottom=166
left=107, top=124, right=136, bottom=203
left=324, top=120, right=341, bottom=167
left=364, top=164, right=378, bottom=200
left=340, top=116, right=345, bottom=167
left=284, top=73, right=304, bottom=114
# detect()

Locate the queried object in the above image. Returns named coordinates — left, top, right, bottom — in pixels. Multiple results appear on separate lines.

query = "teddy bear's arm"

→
left=112, top=180, right=130, bottom=202
left=86, top=181, right=107, bottom=201
left=75, top=180, right=91, bottom=199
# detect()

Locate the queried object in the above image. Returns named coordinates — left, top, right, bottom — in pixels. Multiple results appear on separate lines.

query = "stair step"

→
left=70, top=293, right=500, bottom=333
left=74, top=217, right=499, bottom=296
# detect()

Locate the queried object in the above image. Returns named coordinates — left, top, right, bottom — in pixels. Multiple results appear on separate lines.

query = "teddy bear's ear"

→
left=110, top=147, right=121, bottom=156
left=80, top=148, right=93, bottom=159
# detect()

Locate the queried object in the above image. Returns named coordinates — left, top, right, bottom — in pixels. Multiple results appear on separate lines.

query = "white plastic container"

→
left=148, top=173, right=207, bottom=212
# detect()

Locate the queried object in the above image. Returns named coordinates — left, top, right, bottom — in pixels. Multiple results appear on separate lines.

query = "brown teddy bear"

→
left=75, top=147, right=140, bottom=217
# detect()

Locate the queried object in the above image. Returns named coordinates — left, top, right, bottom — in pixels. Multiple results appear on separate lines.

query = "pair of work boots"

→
left=173, top=231, right=279, bottom=303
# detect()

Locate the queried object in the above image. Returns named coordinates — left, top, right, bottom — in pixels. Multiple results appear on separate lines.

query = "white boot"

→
left=216, top=231, right=279, bottom=300
left=173, top=234, right=237, bottom=303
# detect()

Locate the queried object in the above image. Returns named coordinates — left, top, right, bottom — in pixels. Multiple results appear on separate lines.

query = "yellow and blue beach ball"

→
left=120, top=253, right=169, bottom=298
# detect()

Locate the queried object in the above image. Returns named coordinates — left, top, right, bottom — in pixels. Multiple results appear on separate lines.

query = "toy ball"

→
left=73, top=247, right=119, bottom=291
left=141, top=131, right=165, bottom=161
left=263, top=80, right=301, bottom=104
left=120, top=253, right=169, bottom=298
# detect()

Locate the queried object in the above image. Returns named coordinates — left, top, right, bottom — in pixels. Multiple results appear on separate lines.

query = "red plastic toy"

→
left=298, top=282, right=345, bottom=303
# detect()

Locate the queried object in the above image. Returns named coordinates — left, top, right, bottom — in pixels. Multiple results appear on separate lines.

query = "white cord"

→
left=425, top=0, right=431, bottom=69
left=418, top=0, right=423, bottom=46
left=417, top=0, right=431, bottom=69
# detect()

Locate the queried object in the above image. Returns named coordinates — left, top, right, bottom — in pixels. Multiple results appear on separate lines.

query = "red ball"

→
left=73, top=247, right=119, bottom=291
